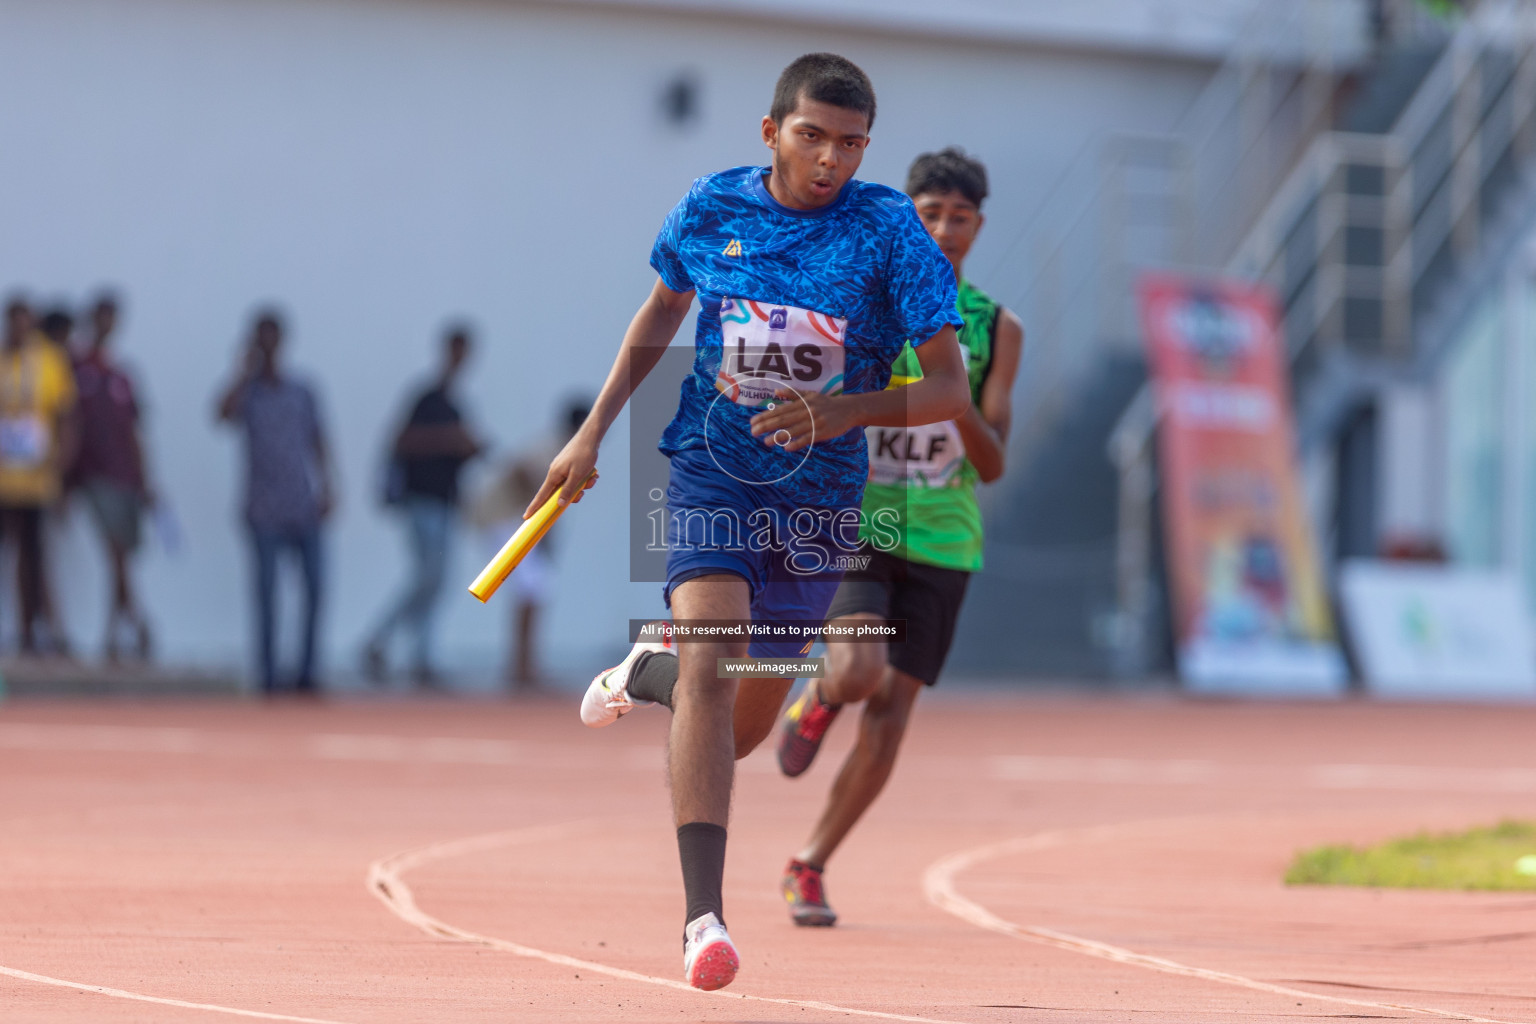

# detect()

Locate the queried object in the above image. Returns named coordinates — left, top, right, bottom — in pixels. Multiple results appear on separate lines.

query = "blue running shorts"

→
left=662, top=449, right=861, bottom=658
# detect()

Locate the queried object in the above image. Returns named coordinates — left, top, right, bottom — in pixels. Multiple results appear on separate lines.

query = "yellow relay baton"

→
left=468, top=471, right=595, bottom=604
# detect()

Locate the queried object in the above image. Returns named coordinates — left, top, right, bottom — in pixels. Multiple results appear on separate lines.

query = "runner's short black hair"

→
left=906, top=147, right=989, bottom=208
left=770, top=53, right=876, bottom=129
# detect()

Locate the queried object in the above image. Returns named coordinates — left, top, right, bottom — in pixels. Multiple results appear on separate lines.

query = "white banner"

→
left=1340, top=561, right=1536, bottom=699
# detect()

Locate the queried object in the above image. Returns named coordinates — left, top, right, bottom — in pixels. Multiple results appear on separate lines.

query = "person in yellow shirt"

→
left=0, top=298, right=78, bottom=654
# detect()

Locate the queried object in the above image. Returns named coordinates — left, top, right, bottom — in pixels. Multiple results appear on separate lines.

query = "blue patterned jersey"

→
left=650, top=165, right=961, bottom=508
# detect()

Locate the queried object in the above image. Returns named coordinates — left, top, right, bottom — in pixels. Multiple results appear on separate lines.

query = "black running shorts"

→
left=823, top=543, right=971, bottom=686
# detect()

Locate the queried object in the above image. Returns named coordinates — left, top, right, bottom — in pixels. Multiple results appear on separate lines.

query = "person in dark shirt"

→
left=362, top=326, right=481, bottom=687
left=33, top=304, right=80, bottom=656
left=71, top=293, right=156, bottom=661
left=215, top=309, right=335, bottom=695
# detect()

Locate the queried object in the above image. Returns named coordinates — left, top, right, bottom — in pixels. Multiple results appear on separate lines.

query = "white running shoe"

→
left=579, top=624, right=675, bottom=728
left=683, top=912, right=739, bottom=991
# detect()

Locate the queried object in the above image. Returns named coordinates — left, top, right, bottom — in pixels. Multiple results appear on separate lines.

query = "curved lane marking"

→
left=0, top=964, right=354, bottom=1024
left=368, top=820, right=973, bottom=1024
left=924, top=824, right=1527, bottom=1024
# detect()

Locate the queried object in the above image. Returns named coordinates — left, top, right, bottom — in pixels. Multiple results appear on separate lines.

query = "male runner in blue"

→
left=526, top=54, right=968, bottom=990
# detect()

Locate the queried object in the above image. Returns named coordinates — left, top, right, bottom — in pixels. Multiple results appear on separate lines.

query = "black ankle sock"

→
left=677, top=821, right=728, bottom=929
left=629, top=651, right=678, bottom=708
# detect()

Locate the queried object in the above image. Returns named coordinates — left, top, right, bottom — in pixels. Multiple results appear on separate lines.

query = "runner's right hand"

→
left=525, top=437, right=599, bottom=519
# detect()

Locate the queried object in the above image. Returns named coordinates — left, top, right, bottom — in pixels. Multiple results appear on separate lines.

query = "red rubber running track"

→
left=2, top=693, right=1535, bottom=1022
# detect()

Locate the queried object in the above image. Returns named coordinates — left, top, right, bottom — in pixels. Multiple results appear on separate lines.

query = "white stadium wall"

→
left=0, top=0, right=1222, bottom=682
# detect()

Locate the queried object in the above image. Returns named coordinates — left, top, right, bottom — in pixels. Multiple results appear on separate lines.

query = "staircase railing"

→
left=978, top=0, right=1362, bottom=469
left=1105, top=0, right=1536, bottom=675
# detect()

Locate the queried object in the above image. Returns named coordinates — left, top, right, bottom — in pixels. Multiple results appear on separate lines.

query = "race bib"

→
left=715, top=297, right=846, bottom=408
left=866, top=422, right=966, bottom=487
left=0, top=416, right=48, bottom=467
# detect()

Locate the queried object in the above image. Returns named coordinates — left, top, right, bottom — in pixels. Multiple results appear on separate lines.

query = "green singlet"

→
left=859, top=278, right=999, bottom=572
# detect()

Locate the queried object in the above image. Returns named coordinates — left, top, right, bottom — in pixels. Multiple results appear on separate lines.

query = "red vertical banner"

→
left=1140, top=273, right=1345, bottom=693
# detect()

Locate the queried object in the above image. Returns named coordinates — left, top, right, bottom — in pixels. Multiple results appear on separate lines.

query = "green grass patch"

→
left=1286, top=820, right=1536, bottom=891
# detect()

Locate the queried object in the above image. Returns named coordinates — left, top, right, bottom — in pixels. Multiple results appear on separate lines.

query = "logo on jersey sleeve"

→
left=723, top=239, right=743, bottom=257
left=714, top=297, right=846, bottom=408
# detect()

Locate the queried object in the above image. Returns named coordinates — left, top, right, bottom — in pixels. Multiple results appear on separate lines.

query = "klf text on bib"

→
left=867, top=421, right=966, bottom=487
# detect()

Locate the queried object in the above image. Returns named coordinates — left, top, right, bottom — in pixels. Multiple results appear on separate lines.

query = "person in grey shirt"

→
left=216, top=310, right=334, bottom=695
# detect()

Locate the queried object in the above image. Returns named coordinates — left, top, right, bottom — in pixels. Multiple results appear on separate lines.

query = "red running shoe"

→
left=782, top=859, right=837, bottom=927
left=777, top=681, right=841, bottom=777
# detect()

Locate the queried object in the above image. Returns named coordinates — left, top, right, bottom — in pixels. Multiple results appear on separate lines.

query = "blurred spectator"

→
left=0, top=297, right=78, bottom=655
left=71, top=293, right=155, bottom=661
left=216, top=310, right=333, bottom=696
left=468, top=398, right=588, bottom=690
left=37, top=307, right=74, bottom=350
left=362, top=326, right=482, bottom=688
left=33, top=305, right=80, bottom=652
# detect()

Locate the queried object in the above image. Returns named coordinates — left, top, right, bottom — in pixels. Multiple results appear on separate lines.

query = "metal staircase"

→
left=952, top=0, right=1371, bottom=676
left=1106, top=0, right=1536, bottom=677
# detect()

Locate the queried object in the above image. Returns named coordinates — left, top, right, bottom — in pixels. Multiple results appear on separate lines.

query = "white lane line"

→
left=0, top=723, right=665, bottom=772
left=989, top=754, right=1536, bottom=793
left=12, top=723, right=1536, bottom=795
left=1307, top=763, right=1536, bottom=792
left=0, top=724, right=205, bottom=754
left=923, top=825, right=1528, bottom=1024
left=0, top=964, right=355, bottom=1023
left=309, top=733, right=523, bottom=765
left=990, top=756, right=1220, bottom=785
left=367, top=821, right=974, bottom=1024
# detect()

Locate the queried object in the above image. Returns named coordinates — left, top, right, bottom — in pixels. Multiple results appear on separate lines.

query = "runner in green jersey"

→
left=775, top=148, right=1024, bottom=926
left=860, top=277, right=997, bottom=570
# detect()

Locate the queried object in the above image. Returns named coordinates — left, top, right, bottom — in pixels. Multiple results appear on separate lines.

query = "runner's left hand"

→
left=749, top=388, right=856, bottom=453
